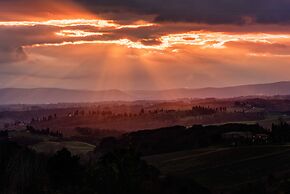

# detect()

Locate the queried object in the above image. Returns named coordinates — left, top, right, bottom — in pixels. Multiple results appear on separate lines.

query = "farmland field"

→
left=145, top=145, right=290, bottom=190
left=31, top=141, right=96, bottom=155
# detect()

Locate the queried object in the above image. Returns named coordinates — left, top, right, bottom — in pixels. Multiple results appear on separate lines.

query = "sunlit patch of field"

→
left=9, top=130, right=58, bottom=145
left=31, top=141, right=95, bottom=155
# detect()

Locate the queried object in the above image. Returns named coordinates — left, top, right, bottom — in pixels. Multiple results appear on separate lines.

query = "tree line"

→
left=0, top=141, right=210, bottom=194
left=98, top=122, right=290, bottom=156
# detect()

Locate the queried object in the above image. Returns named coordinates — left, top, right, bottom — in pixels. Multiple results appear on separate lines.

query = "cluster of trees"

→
left=0, top=130, right=8, bottom=138
left=31, top=114, right=57, bottom=123
left=26, top=126, right=63, bottom=138
left=271, top=120, right=290, bottom=143
left=31, top=105, right=230, bottom=125
left=191, top=106, right=218, bottom=115
left=97, top=121, right=290, bottom=156
left=0, top=141, right=210, bottom=194
left=99, top=124, right=267, bottom=156
left=73, top=127, right=121, bottom=144
left=140, top=106, right=226, bottom=116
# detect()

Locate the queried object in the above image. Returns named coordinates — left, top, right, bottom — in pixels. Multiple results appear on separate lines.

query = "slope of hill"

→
left=131, top=81, right=290, bottom=100
left=0, top=88, right=132, bottom=104
left=145, top=146, right=290, bottom=191
left=0, top=81, right=289, bottom=104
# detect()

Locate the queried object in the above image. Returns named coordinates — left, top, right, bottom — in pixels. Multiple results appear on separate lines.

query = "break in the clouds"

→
left=77, top=0, right=290, bottom=24
left=1, top=0, right=290, bottom=90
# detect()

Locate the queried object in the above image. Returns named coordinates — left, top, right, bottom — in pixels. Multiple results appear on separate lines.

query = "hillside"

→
left=0, top=81, right=289, bottom=104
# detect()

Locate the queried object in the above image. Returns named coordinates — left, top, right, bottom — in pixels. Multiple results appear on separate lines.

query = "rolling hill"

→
left=0, top=81, right=290, bottom=104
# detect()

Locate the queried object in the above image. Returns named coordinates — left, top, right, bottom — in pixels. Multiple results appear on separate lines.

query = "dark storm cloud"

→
left=0, top=47, right=27, bottom=63
left=0, top=26, right=58, bottom=63
left=76, top=0, right=290, bottom=24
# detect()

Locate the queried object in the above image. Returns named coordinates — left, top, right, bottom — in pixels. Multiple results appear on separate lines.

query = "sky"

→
left=1, top=0, right=290, bottom=90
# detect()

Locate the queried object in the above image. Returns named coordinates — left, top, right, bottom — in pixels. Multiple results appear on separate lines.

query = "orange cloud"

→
left=0, top=1, right=94, bottom=21
left=1, top=7, right=290, bottom=89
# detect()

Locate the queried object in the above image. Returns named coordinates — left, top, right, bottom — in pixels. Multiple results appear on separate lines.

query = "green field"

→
left=209, top=114, right=290, bottom=129
left=145, top=145, right=290, bottom=190
left=9, top=130, right=58, bottom=145
left=31, top=141, right=96, bottom=155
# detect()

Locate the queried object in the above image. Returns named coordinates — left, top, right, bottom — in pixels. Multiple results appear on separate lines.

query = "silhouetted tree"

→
left=47, top=148, right=84, bottom=194
left=271, top=119, right=290, bottom=143
left=87, top=148, right=160, bottom=194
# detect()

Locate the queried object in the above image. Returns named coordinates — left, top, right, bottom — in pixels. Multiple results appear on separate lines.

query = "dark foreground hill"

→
left=0, top=81, right=290, bottom=104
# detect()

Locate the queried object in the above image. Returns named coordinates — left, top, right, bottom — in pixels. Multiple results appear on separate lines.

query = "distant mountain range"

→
left=0, top=81, right=290, bottom=104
